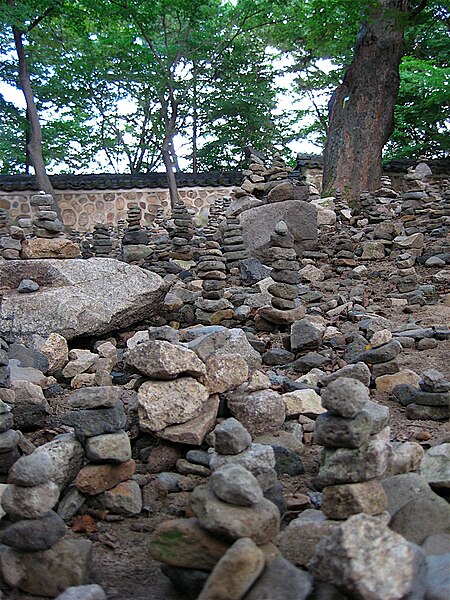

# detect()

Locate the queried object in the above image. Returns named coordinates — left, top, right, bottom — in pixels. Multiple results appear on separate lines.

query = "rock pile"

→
left=91, top=224, right=113, bottom=257
left=123, top=206, right=148, bottom=246
left=195, top=241, right=233, bottom=325
left=222, top=215, right=248, bottom=271
left=313, top=377, right=389, bottom=519
left=0, top=452, right=92, bottom=596
left=61, top=386, right=141, bottom=516
left=170, top=201, right=195, bottom=260
left=30, top=192, right=64, bottom=239
left=0, top=385, right=19, bottom=475
left=393, top=368, right=450, bottom=422
left=0, top=208, right=8, bottom=236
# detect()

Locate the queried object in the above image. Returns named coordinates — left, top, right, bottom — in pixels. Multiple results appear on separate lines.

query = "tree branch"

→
left=28, top=6, right=56, bottom=32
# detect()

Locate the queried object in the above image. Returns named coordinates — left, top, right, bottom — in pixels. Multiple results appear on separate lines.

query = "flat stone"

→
left=308, top=514, right=417, bottom=600
left=314, top=411, right=373, bottom=449
left=75, top=459, right=136, bottom=495
left=197, top=538, right=265, bottom=600
left=21, top=238, right=81, bottom=259
left=10, top=379, right=50, bottom=431
left=291, top=319, right=323, bottom=352
left=0, top=429, right=19, bottom=452
left=1, top=481, right=60, bottom=518
left=7, top=343, right=49, bottom=372
left=95, top=479, right=142, bottom=515
left=211, top=418, right=252, bottom=455
left=7, top=451, right=52, bottom=486
left=320, top=377, right=370, bottom=418
left=209, top=464, right=263, bottom=506
left=244, top=555, right=313, bottom=600
left=0, top=510, right=66, bottom=551
left=360, top=400, right=390, bottom=434
left=424, top=554, right=450, bottom=600
left=68, top=386, right=120, bottom=409
left=352, top=340, right=402, bottom=365
left=190, top=485, right=280, bottom=545
left=84, top=430, right=132, bottom=463
left=375, top=369, right=421, bottom=394
left=420, top=444, right=450, bottom=489
left=321, top=480, right=388, bottom=519
left=157, top=395, right=220, bottom=446
left=61, top=402, right=126, bottom=441
left=209, top=443, right=276, bottom=492
left=0, top=537, right=92, bottom=597
left=149, top=517, right=230, bottom=570
left=282, top=389, right=325, bottom=418
left=57, top=487, right=86, bottom=521
left=138, top=377, right=209, bottom=432
left=227, top=389, right=285, bottom=436
left=124, top=340, right=206, bottom=380
left=205, top=354, right=248, bottom=394
left=406, top=403, right=449, bottom=421
left=322, top=362, right=371, bottom=387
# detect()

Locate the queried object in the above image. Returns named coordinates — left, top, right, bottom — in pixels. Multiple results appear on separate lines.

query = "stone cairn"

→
left=0, top=452, right=92, bottom=596
left=392, top=251, right=421, bottom=301
left=0, top=208, right=8, bottom=236
left=195, top=241, right=233, bottom=325
left=0, top=208, right=22, bottom=260
left=61, top=387, right=141, bottom=517
left=152, top=205, right=167, bottom=232
left=268, top=221, right=300, bottom=312
left=149, top=418, right=309, bottom=600
left=313, top=377, right=389, bottom=519
left=392, top=368, right=450, bottom=422
left=203, top=199, right=221, bottom=241
left=221, top=215, right=248, bottom=273
left=91, top=224, right=113, bottom=257
left=123, top=205, right=148, bottom=246
left=0, top=363, right=19, bottom=476
left=170, top=201, right=195, bottom=260
left=30, top=191, right=64, bottom=238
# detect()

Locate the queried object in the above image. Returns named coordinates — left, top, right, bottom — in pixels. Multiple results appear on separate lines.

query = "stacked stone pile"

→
left=152, top=205, right=166, bottom=231
left=91, top=225, right=113, bottom=257
left=0, top=208, right=8, bottom=236
left=391, top=251, right=421, bottom=301
left=392, top=368, right=450, bottom=422
left=203, top=199, right=221, bottom=240
left=0, top=452, right=92, bottom=596
left=221, top=215, right=248, bottom=271
left=313, top=377, right=389, bottom=519
left=195, top=241, right=233, bottom=325
left=170, top=201, right=195, bottom=260
left=0, top=218, right=23, bottom=260
left=348, top=330, right=403, bottom=383
left=123, top=206, right=148, bottom=246
left=61, top=386, right=141, bottom=516
left=0, top=386, right=19, bottom=476
left=30, top=191, right=64, bottom=238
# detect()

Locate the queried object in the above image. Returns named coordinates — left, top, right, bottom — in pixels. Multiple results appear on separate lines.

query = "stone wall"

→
left=0, top=186, right=234, bottom=232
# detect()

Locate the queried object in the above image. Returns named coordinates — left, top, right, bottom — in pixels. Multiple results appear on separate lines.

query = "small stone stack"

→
left=401, top=170, right=427, bottom=216
left=313, top=378, right=389, bottom=519
left=91, top=225, right=113, bottom=257
left=393, top=368, right=450, bottom=422
left=265, top=154, right=290, bottom=183
left=150, top=237, right=172, bottom=275
left=268, top=221, right=300, bottom=311
left=123, top=206, right=148, bottom=245
left=222, top=215, right=248, bottom=272
left=30, top=192, right=64, bottom=238
left=170, top=201, right=195, bottom=260
left=195, top=241, right=233, bottom=325
left=0, top=384, right=19, bottom=476
left=0, top=208, right=8, bottom=236
left=203, top=199, right=221, bottom=240
left=61, top=387, right=141, bottom=517
left=0, top=452, right=92, bottom=597
left=351, top=333, right=403, bottom=382
left=235, top=153, right=266, bottom=198
left=153, top=206, right=167, bottom=232
left=392, top=252, right=421, bottom=299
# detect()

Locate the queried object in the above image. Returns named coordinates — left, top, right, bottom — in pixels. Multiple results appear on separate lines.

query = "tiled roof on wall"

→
left=0, top=171, right=243, bottom=192
left=296, top=154, right=450, bottom=175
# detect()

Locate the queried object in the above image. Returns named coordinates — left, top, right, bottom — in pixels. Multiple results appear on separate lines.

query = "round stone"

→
left=8, top=452, right=53, bottom=487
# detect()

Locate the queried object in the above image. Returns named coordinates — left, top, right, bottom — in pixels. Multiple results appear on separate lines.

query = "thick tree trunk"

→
left=12, top=25, right=62, bottom=219
left=322, top=0, right=408, bottom=204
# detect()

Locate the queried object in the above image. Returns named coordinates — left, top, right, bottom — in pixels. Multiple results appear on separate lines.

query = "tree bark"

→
left=12, top=24, right=62, bottom=218
left=162, top=136, right=179, bottom=208
left=322, top=0, right=408, bottom=204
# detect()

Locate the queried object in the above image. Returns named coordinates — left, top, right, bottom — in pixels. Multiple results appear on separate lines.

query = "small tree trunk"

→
left=162, top=136, right=179, bottom=208
left=192, top=61, right=198, bottom=174
left=322, top=0, right=408, bottom=204
left=12, top=25, right=62, bottom=219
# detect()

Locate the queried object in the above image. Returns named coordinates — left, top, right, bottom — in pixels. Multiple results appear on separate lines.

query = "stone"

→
left=291, top=319, right=323, bottom=352
left=375, top=369, right=421, bottom=394
left=390, top=495, right=450, bottom=545
left=314, top=411, right=373, bottom=449
left=421, top=534, right=450, bottom=556
left=0, top=537, right=92, bottom=597
left=361, top=241, right=385, bottom=260
left=0, top=258, right=165, bottom=341
left=212, top=418, right=252, bottom=454
left=209, top=443, right=276, bottom=491
left=0, top=429, right=19, bottom=452
left=320, top=377, right=370, bottom=418
left=381, top=473, right=437, bottom=516
left=385, top=441, right=424, bottom=476
left=244, top=555, right=313, bottom=600
left=308, top=513, right=417, bottom=600
left=352, top=340, right=402, bottom=365
left=420, top=444, right=450, bottom=489
left=62, top=350, right=98, bottom=378
left=8, top=343, right=49, bottom=371
left=314, top=440, right=390, bottom=489
left=424, top=554, right=450, bottom=600
left=205, top=354, right=249, bottom=394
left=0, top=510, right=66, bottom=551
left=360, top=400, right=390, bottom=434
left=138, top=377, right=209, bottom=432
left=95, top=479, right=142, bottom=515
left=157, top=395, right=220, bottom=446
left=35, top=433, right=84, bottom=489
left=1, top=481, right=60, bottom=518
left=68, top=386, right=120, bottom=409
left=322, top=362, right=371, bottom=387
left=10, top=379, right=50, bottom=431
left=55, top=585, right=107, bottom=600
left=275, top=509, right=341, bottom=567
left=57, top=487, right=86, bottom=521
left=61, top=402, right=126, bottom=440
left=321, top=480, right=388, bottom=519
left=239, top=199, right=317, bottom=261
left=227, top=389, right=285, bottom=436
left=7, top=451, right=52, bottom=486
left=282, top=389, right=325, bottom=418
left=124, top=340, right=206, bottom=380
left=197, top=538, right=265, bottom=600
left=40, top=332, right=69, bottom=374
left=209, top=464, right=263, bottom=506
left=271, top=445, right=304, bottom=475
left=21, top=238, right=80, bottom=259
left=75, top=459, right=136, bottom=495
left=161, top=565, right=209, bottom=600
left=84, top=430, right=132, bottom=463
left=406, top=403, right=449, bottom=421
left=191, top=485, right=280, bottom=544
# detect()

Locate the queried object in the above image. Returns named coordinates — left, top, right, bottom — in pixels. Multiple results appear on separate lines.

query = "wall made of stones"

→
left=0, top=186, right=234, bottom=232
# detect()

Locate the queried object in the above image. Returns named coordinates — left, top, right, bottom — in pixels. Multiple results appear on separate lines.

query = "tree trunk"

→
left=12, top=25, right=62, bottom=219
left=162, top=136, right=179, bottom=208
left=192, top=61, right=198, bottom=174
left=322, top=0, right=408, bottom=204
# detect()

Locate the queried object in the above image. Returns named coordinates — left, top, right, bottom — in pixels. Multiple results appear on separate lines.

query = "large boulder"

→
left=239, top=200, right=317, bottom=261
left=0, top=258, right=166, bottom=341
